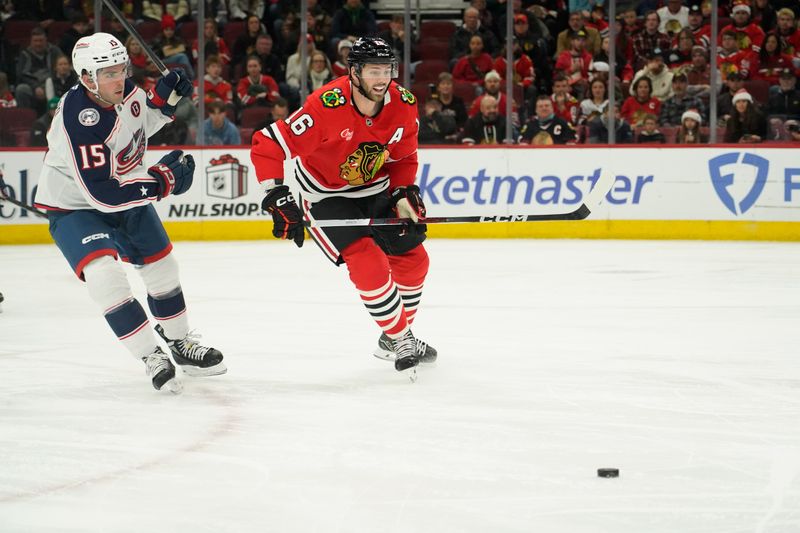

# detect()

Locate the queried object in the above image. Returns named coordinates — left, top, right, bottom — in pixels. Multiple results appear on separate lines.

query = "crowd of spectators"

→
left=1, top=0, right=799, bottom=147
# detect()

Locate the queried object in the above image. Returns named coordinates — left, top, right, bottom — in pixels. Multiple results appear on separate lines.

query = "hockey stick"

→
left=100, top=0, right=169, bottom=76
left=0, top=175, right=47, bottom=219
left=303, top=169, right=615, bottom=228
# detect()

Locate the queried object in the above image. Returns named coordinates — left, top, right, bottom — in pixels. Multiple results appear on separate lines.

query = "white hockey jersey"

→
left=35, top=80, right=172, bottom=213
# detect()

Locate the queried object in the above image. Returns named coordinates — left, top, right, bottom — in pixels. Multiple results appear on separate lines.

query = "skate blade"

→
left=180, top=362, right=228, bottom=377
left=162, top=377, right=183, bottom=394
left=407, top=367, right=417, bottom=383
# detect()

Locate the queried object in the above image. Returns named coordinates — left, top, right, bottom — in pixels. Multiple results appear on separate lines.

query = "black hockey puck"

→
left=597, top=468, right=619, bottom=478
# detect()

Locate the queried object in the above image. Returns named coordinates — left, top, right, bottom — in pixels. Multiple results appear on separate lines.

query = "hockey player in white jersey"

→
left=34, top=33, right=226, bottom=393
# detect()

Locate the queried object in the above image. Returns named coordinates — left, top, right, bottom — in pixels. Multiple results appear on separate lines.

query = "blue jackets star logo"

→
left=140, top=185, right=148, bottom=197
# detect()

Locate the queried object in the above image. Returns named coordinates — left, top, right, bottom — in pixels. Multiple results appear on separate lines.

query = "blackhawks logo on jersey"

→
left=339, top=142, right=388, bottom=186
left=320, top=87, right=346, bottom=108
left=397, top=85, right=416, bottom=105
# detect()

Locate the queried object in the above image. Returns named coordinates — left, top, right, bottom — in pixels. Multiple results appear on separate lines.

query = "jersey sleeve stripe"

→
left=264, top=123, right=290, bottom=159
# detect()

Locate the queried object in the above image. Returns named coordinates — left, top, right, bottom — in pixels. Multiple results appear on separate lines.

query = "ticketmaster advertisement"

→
left=2, top=147, right=799, bottom=240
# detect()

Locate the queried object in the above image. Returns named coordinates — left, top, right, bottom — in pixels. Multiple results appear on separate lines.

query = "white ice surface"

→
left=1, top=239, right=799, bottom=533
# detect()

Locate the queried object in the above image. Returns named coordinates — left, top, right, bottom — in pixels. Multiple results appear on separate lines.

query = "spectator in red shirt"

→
left=193, top=55, right=233, bottom=106
left=550, top=74, right=580, bottom=126
left=754, top=33, right=796, bottom=84
left=719, top=1, right=766, bottom=53
left=332, top=40, right=353, bottom=78
left=719, top=29, right=756, bottom=80
left=237, top=55, right=280, bottom=108
left=773, top=8, right=800, bottom=58
left=468, top=70, right=515, bottom=120
left=622, top=76, right=662, bottom=127
left=494, top=38, right=536, bottom=98
left=192, top=19, right=231, bottom=65
left=453, top=34, right=494, bottom=85
left=554, top=29, right=593, bottom=99
left=687, top=4, right=711, bottom=48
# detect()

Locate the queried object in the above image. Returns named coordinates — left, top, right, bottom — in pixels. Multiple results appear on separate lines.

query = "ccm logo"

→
left=276, top=194, right=295, bottom=206
left=81, top=233, right=110, bottom=244
left=479, top=215, right=526, bottom=222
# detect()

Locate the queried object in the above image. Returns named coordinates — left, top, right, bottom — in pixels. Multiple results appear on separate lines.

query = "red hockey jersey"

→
left=251, top=76, right=419, bottom=202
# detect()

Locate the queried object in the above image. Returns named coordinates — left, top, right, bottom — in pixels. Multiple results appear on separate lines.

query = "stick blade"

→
left=581, top=169, right=615, bottom=216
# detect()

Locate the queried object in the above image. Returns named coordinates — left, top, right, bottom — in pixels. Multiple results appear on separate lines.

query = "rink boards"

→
left=1, top=146, right=799, bottom=244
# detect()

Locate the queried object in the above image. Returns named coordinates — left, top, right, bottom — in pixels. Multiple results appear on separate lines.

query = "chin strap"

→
left=350, top=72, right=372, bottom=99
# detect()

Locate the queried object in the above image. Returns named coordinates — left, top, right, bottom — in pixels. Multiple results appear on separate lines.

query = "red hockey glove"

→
left=390, top=185, right=426, bottom=223
left=148, top=150, right=195, bottom=199
left=262, top=185, right=305, bottom=247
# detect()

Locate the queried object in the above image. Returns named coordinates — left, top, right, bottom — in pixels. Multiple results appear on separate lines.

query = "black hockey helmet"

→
left=347, top=37, right=398, bottom=78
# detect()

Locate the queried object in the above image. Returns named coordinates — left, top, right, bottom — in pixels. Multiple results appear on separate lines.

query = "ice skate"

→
left=392, top=330, right=420, bottom=380
left=373, top=332, right=437, bottom=365
left=142, top=347, right=182, bottom=393
left=155, top=325, right=227, bottom=377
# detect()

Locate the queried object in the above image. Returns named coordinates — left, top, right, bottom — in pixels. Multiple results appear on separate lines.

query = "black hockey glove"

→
left=147, top=69, right=192, bottom=116
left=262, top=185, right=305, bottom=247
left=390, top=185, right=427, bottom=222
left=148, top=150, right=195, bottom=199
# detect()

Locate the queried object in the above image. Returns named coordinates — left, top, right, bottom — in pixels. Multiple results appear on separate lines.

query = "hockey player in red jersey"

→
left=250, top=37, right=436, bottom=375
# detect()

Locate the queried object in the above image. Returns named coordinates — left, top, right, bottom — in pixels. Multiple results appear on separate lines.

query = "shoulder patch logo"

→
left=396, top=85, right=416, bottom=105
left=130, top=101, right=140, bottom=117
left=320, top=87, right=346, bottom=108
left=78, top=108, right=100, bottom=127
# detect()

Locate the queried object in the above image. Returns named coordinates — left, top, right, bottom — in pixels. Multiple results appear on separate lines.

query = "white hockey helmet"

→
left=72, top=32, right=129, bottom=95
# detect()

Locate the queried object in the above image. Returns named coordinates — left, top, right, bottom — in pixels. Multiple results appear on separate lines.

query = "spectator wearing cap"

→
left=468, top=70, right=516, bottom=120
left=622, top=76, right=661, bottom=127
left=192, top=19, right=232, bottom=66
left=657, top=0, right=689, bottom=35
left=772, top=8, right=800, bottom=58
left=718, top=29, right=756, bottom=80
left=192, top=55, right=233, bottom=106
left=667, top=28, right=697, bottom=70
left=554, top=29, right=593, bottom=98
left=556, top=11, right=602, bottom=57
left=686, top=45, right=722, bottom=98
left=519, top=94, right=577, bottom=145
left=494, top=38, right=537, bottom=99
left=453, top=35, right=495, bottom=85
left=379, top=14, right=418, bottom=62
left=587, top=102, right=633, bottom=144
left=460, top=95, right=512, bottom=145
left=153, top=14, right=195, bottom=80
left=631, top=48, right=674, bottom=101
left=30, top=97, right=60, bottom=147
left=550, top=74, right=580, bottom=125
left=632, top=11, right=672, bottom=71
left=331, top=0, right=377, bottom=43
left=718, top=71, right=746, bottom=123
left=725, top=89, right=767, bottom=141
left=719, top=0, right=766, bottom=53
left=754, top=33, right=796, bottom=84
left=451, top=7, right=499, bottom=60
left=585, top=5, right=610, bottom=40
left=141, top=0, right=190, bottom=23
left=659, top=72, right=706, bottom=126
left=687, top=4, right=711, bottom=48
left=513, top=13, right=552, bottom=94
left=203, top=100, right=241, bottom=146
left=332, top=40, right=353, bottom=78
left=432, top=72, right=469, bottom=131
left=676, top=108, right=707, bottom=143
left=45, top=55, right=78, bottom=102
left=767, top=69, right=800, bottom=118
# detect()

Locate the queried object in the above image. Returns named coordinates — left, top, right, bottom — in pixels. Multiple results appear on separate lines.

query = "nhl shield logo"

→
left=78, top=108, right=100, bottom=127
